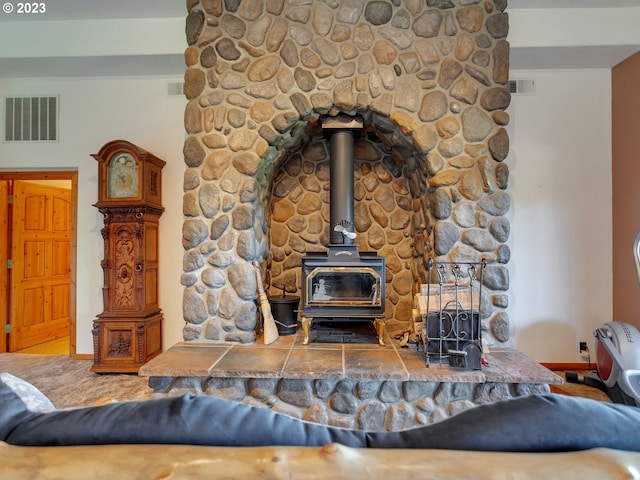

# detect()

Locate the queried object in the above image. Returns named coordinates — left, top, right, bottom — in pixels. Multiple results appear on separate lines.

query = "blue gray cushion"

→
left=2, top=375, right=640, bottom=452
left=0, top=374, right=36, bottom=441
left=366, top=394, right=640, bottom=452
left=0, top=383, right=366, bottom=447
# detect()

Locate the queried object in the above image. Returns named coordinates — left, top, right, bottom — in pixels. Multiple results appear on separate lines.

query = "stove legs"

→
left=374, top=319, right=386, bottom=346
left=301, top=317, right=311, bottom=345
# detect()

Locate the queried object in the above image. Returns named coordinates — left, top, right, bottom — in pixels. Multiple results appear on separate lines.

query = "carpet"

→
left=0, top=353, right=156, bottom=408
left=549, top=370, right=611, bottom=402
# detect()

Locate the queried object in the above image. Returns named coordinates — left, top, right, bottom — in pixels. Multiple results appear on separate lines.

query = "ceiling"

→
left=0, top=0, right=185, bottom=21
left=0, top=0, right=637, bottom=21
left=508, top=0, right=640, bottom=69
left=0, top=1, right=639, bottom=76
left=508, top=0, right=640, bottom=8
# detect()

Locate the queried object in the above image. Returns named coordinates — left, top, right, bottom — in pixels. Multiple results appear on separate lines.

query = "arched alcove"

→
left=266, top=111, right=427, bottom=334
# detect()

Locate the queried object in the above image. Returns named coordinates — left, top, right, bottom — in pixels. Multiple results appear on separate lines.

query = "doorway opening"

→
left=0, top=171, right=78, bottom=356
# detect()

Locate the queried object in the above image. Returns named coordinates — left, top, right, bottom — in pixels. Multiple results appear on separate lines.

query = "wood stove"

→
left=300, top=115, right=386, bottom=345
left=301, top=246, right=386, bottom=345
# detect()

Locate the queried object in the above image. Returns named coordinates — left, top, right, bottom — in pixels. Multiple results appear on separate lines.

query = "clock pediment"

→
left=92, top=139, right=165, bottom=210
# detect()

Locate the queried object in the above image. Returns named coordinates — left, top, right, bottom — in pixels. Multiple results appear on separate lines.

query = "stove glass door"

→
left=305, top=267, right=382, bottom=307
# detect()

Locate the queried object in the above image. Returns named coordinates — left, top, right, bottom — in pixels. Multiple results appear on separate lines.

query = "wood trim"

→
left=0, top=172, right=77, bottom=181
left=0, top=171, right=78, bottom=357
left=0, top=181, right=8, bottom=353
left=541, top=362, right=594, bottom=371
left=68, top=173, right=78, bottom=357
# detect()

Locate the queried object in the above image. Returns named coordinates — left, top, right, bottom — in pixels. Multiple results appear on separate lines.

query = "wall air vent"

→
left=167, top=82, right=186, bottom=97
left=4, top=96, right=59, bottom=142
left=507, top=79, right=536, bottom=95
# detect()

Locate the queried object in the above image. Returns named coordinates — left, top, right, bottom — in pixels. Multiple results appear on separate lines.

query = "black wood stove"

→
left=300, top=115, right=386, bottom=345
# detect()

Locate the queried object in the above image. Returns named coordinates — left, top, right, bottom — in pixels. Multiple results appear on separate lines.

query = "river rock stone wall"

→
left=150, top=375, right=549, bottom=431
left=182, top=0, right=512, bottom=345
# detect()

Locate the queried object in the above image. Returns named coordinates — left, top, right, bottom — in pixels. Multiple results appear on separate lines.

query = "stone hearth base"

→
left=139, top=332, right=561, bottom=432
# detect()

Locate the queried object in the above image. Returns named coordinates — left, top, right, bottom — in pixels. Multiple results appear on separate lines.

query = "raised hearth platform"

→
left=140, top=330, right=561, bottom=432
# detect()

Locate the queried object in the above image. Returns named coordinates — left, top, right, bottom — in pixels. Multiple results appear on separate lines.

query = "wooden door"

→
left=9, top=181, right=71, bottom=351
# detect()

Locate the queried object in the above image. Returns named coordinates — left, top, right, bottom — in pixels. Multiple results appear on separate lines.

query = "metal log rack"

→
left=415, top=259, right=487, bottom=370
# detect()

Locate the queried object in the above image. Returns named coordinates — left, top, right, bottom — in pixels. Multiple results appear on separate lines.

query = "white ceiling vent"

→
left=167, top=82, right=186, bottom=97
left=4, top=96, right=59, bottom=142
left=508, top=79, right=536, bottom=95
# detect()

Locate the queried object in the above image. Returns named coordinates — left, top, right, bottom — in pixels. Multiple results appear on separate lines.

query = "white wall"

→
left=0, top=70, right=615, bottom=362
left=0, top=75, right=186, bottom=354
left=507, top=69, right=613, bottom=362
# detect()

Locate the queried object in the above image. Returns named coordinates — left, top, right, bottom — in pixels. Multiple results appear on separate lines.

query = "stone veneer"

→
left=153, top=375, right=549, bottom=431
left=181, top=0, right=512, bottom=345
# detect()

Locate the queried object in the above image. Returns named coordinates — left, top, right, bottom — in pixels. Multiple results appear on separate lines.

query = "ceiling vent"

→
left=508, top=79, right=536, bottom=95
left=167, top=82, right=186, bottom=97
left=4, top=96, right=59, bottom=142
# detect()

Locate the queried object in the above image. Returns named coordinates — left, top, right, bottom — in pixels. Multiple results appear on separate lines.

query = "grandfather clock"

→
left=91, top=140, right=165, bottom=373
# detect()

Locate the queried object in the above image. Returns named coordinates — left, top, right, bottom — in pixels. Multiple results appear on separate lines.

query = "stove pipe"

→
left=329, top=130, right=355, bottom=245
left=322, top=115, right=363, bottom=245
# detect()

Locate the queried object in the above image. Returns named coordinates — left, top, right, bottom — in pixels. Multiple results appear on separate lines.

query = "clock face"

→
left=107, top=153, right=139, bottom=199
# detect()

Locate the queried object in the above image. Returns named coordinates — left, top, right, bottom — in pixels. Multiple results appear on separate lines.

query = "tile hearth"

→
left=140, top=331, right=558, bottom=384
left=139, top=330, right=561, bottom=432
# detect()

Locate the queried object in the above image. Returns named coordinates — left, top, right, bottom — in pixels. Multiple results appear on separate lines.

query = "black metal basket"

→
left=417, top=259, right=487, bottom=370
left=424, top=301, right=480, bottom=355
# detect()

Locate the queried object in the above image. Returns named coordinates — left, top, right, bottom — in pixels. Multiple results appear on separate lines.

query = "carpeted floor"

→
left=550, top=370, right=611, bottom=402
left=0, top=352, right=613, bottom=408
left=0, top=353, right=156, bottom=408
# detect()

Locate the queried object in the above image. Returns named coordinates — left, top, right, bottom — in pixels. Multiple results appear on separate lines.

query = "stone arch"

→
left=182, top=1, right=512, bottom=345
left=265, top=110, right=429, bottom=333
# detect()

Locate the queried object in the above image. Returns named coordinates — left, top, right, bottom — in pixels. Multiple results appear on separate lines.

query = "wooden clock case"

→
left=91, top=140, right=165, bottom=373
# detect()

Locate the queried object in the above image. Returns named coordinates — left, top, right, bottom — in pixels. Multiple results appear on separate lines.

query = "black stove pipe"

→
left=328, top=129, right=355, bottom=245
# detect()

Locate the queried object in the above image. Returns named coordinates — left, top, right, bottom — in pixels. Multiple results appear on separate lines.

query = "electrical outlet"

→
left=579, top=341, right=588, bottom=352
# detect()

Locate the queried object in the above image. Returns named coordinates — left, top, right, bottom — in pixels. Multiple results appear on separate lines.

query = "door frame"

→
left=0, top=171, right=78, bottom=357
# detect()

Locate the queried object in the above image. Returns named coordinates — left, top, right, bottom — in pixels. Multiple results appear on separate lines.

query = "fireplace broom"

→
left=253, top=261, right=279, bottom=345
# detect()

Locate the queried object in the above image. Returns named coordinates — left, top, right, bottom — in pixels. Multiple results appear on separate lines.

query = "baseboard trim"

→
left=71, top=353, right=93, bottom=361
left=541, top=362, right=593, bottom=371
